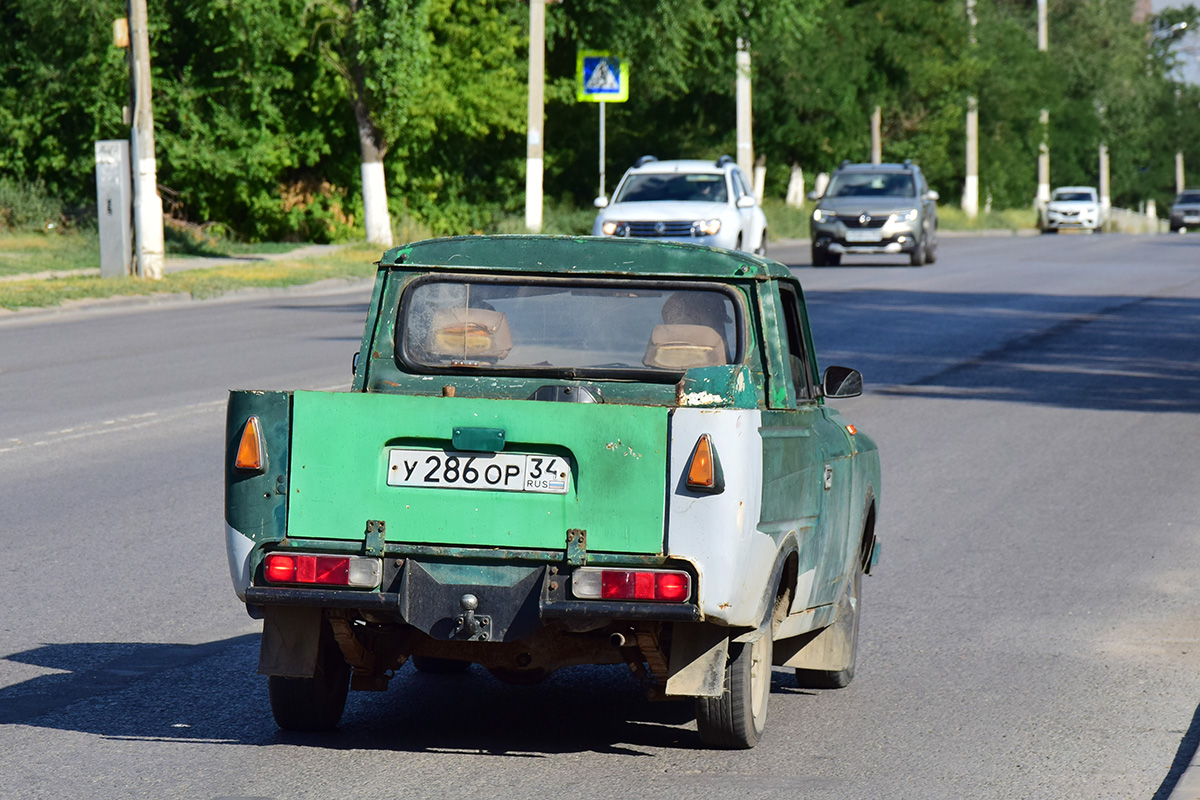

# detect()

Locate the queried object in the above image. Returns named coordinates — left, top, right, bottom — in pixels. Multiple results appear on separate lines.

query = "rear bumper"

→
left=245, top=586, right=700, bottom=622
left=244, top=558, right=700, bottom=642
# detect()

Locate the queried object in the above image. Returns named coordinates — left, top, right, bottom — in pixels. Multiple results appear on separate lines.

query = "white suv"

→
left=1042, top=186, right=1102, bottom=233
left=592, top=156, right=769, bottom=255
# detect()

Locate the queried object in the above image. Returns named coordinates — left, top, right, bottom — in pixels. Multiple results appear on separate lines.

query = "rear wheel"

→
left=755, top=230, right=768, bottom=257
left=696, top=615, right=774, bottom=749
left=811, top=246, right=827, bottom=267
left=268, top=638, right=351, bottom=731
left=795, top=559, right=862, bottom=690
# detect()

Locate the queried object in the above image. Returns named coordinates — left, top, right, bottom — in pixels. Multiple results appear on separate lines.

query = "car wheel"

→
left=695, top=611, right=774, bottom=749
left=827, top=252, right=841, bottom=266
left=794, top=555, right=862, bottom=690
left=755, top=230, right=768, bottom=257
left=268, top=637, right=351, bottom=731
left=909, top=236, right=926, bottom=267
left=411, top=655, right=472, bottom=674
left=811, top=246, right=827, bottom=267
left=925, top=240, right=937, bottom=264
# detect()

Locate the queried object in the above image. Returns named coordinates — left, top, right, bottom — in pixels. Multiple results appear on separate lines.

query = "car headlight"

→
left=601, top=221, right=628, bottom=236
left=691, top=219, right=721, bottom=236
left=812, top=208, right=837, bottom=223
left=888, top=209, right=919, bottom=224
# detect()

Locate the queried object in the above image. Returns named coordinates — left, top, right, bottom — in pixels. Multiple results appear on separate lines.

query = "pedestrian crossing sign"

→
left=577, top=51, right=628, bottom=103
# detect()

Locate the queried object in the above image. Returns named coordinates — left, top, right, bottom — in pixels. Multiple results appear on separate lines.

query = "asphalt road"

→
left=2, top=233, right=1199, bottom=799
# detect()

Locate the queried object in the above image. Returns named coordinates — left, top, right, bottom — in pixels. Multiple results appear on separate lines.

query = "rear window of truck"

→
left=396, top=276, right=742, bottom=379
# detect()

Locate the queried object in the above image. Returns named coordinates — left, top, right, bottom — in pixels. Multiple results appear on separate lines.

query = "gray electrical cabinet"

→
left=95, top=140, right=133, bottom=278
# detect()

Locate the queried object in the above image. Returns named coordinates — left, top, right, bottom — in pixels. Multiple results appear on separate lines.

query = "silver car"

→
left=1169, top=190, right=1200, bottom=232
left=1042, top=186, right=1102, bottom=233
left=808, top=160, right=939, bottom=267
left=592, top=156, right=769, bottom=255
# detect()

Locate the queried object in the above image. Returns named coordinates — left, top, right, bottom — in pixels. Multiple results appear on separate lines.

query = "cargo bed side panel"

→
left=286, top=391, right=668, bottom=554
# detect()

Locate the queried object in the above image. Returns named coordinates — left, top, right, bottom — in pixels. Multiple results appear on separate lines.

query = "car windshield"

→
left=398, top=278, right=740, bottom=377
left=1052, top=191, right=1095, bottom=202
left=825, top=171, right=916, bottom=198
left=1176, top=192, right=1200, bottom=204
left=614, top=173, right=729, bottom=203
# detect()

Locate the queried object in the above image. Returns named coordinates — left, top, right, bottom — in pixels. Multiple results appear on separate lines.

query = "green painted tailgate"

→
left=286, top=391, right=668, bottom=554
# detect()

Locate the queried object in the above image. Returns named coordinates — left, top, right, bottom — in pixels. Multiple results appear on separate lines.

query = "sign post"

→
left=577, top=51, right=629, bottom=204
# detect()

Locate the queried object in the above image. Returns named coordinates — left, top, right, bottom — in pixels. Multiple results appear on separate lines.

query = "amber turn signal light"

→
left=235, top=415, right=265, bottom=471
left=684, top=433, right=724, bottom=494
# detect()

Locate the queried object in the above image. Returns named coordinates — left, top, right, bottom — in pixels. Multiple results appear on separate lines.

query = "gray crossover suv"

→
left=1169, top=191, right=1200, bottom=232
left=809, top=161, right=939, bottom=267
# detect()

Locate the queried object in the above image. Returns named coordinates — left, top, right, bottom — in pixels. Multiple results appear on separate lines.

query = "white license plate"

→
left=845, top=229, right=882, bottom=243
left=387, top=449, right=571, bottom=494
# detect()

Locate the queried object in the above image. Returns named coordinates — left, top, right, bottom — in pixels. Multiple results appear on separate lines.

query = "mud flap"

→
left=258, top=606, right=322, bottom=678
left=665, top=622, right=729, bottom=698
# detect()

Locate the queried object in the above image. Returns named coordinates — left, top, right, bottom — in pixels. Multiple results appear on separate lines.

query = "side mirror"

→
left=821, top=365, right=863, bottom=398
left=926, top=190, right=940, bottom=202
left=736, top=196, right=757, bottom=209
left=593, top=196, right=609, bottom=209
left=806, top=190, right=821, bottom=201
left=352, top=351, right=360, bottom=376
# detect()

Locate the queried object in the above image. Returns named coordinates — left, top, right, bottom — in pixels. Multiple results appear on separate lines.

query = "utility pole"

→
left=735, top=37, right=754, bottom=179
left=127, top=0, right=164, bottom=279
left=870, top=106, right=882, bottom=164
left=1099, top=143, right=1111, bottom=225
left=1036, top=0, right=1050, bottom=214
left=963, top=0, right=979, bottom=220
left=524, top=0, right=545, bottom=232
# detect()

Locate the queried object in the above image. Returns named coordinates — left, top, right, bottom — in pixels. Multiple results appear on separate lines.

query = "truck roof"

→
left=380, top=235, right=791, bottom=280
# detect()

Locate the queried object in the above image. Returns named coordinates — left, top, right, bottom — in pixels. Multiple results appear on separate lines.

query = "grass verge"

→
left=0, top=243, right=382, bottom=311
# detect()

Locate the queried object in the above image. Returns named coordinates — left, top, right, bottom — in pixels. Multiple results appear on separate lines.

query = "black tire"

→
left=795, top=559, right=862, bottom=690
left=827, top=251, right=841, bottom=266
left=268, top=639, right=351, bottom=732
left=811, top=246, right=827, bottom=267
left=755, top=230, right=768, bottom=257
left=411, top=655, right=472, bottom=674
left=925, top=241, right=937, bottom=264
left=696, top=618, right=774, bottom=749
left=909, top=236, right=926, bottom=267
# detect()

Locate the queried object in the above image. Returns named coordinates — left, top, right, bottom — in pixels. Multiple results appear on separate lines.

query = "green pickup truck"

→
left=225, top=235, right=880, bottom=749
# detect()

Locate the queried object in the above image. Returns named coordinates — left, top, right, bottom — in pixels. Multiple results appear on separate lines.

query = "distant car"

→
left=1169, top=190, right=1200, bottom=232
left=808, top=160, right=939, bottom=267
left=1042, top=186, right=1102, bottom=233
left=593, top=156, right=769, bottom=255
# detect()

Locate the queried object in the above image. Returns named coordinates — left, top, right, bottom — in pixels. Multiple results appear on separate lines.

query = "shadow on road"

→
left=804, top=289, right=1200, bottom=413
left=1154, top=701, right=1200, bottom=799
left=0, top=637, right=811, bottom=754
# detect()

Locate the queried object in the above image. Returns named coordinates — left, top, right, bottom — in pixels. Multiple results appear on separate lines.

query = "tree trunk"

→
left=354, top=96, right=393, bottom=247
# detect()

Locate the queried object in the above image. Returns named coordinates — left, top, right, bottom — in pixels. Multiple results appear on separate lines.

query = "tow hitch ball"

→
left=450, top=593, right=491, bottom=641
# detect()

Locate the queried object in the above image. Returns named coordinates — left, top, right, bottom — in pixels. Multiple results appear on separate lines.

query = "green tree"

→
left=306, top=0, right=431, bottom=245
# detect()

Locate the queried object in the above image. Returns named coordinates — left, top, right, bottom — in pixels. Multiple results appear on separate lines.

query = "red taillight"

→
left=580, top=568, right=691, bottom=602
left=234, top=416, right=265, bottom=471
left=263, top=553, right=370, bottom=587
left=655, top=571, right=691, bottom=602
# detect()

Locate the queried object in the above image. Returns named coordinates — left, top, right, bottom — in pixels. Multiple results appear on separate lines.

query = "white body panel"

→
left=226, top=522, right=254, bottom=602
left=667, top=407, right=778, bottom=628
